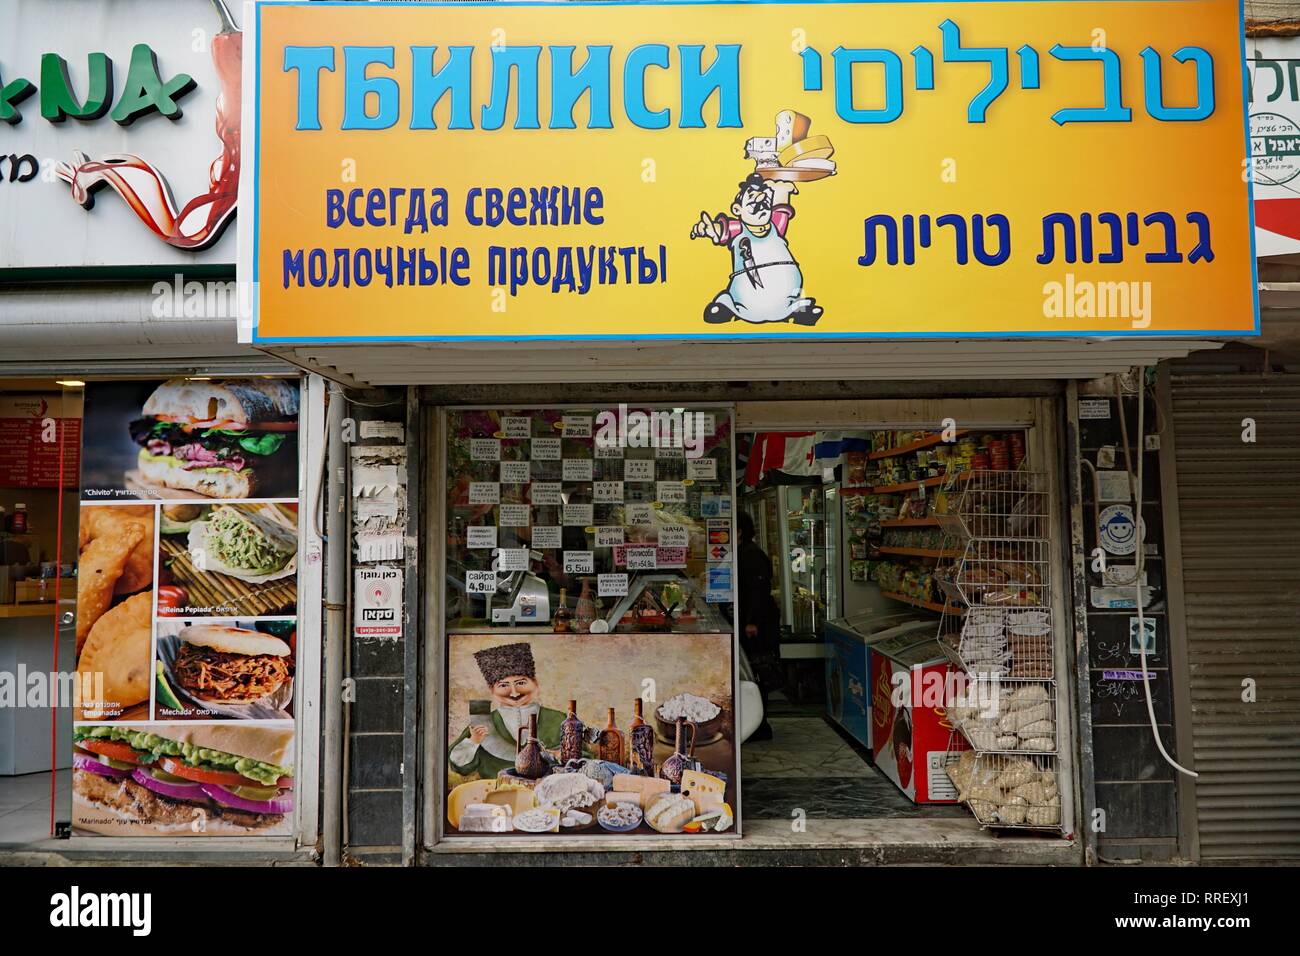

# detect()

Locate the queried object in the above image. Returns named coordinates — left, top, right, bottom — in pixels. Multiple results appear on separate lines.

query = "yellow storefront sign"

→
left=242, top=0, right=1257, bottom=342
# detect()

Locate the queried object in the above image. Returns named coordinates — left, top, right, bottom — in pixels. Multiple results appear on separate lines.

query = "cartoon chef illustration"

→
left=691, top=109, right=836, bottom=327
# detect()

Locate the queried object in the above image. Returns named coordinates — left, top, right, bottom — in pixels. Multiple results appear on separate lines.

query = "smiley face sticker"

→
left=1099, top=504, right=1146, bottom=556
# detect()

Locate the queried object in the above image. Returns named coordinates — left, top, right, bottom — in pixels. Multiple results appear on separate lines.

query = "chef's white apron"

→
left=714, top=222, right=811, bottom=323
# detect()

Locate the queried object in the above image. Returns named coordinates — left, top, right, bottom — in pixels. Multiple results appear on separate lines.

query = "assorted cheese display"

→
left=746, top=109, right=837, bottom=182
left=448, top=765, right=734, bottom=835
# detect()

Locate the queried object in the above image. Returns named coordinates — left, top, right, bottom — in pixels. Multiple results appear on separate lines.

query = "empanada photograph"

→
left=74, top=503, right=157, bottom=720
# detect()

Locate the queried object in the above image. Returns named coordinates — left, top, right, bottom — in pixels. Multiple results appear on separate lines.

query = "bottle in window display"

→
left=628, top=697, right=655, bottom=776
left=597, top=707, right=624, bottom=763
left=658, top=716, right=698, bottom=785
left=553, top=587, right=572, bottom=633
left=575, top=578, right=596, bottom=633
left=560, top=699, right=584, bottom=764
left=515, top=713, right=548, bottom=779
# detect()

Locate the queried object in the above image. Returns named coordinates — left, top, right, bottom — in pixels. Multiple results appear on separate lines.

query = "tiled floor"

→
left=0, top=770, right=69, bottom=846
left=741, top=715, right=967, bottom=820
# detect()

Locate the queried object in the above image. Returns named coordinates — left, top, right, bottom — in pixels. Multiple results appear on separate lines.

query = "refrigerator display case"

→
left=869, top=636, right=971, bottom=804
left=824, top=612, right=934, bottom=749
left=741, top=488, right=784, bottom=620
left=782, top=483, right=839, bottom=637
left=742, top=483, right=841, bottom=639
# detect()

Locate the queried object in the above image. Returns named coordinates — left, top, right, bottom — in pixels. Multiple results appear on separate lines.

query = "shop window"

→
left=441, top=405, right=739, bottom=838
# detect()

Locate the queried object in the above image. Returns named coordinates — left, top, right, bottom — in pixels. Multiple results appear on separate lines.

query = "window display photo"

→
left=72, top=723, right=296, bottom=837
left=154, top=619, right=296, bottom=721
left=445, top=634, right=736, bottom=836
left=71, top=378, right=307, bottom=839
left=80, top=379, right=300, bottom=502
left=75, top=504, right=157, bottom=721
left=157, top=502, right=299, bottom=618
left=442, top=406, right=739, bottom=837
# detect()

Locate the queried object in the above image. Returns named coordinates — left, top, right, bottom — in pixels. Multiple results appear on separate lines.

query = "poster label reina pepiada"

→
left=73, top=379, right=303, bottom=837
left=445, top=407, right=738, bottom=836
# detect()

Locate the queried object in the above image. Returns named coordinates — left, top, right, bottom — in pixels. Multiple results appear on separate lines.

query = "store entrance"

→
left=427, top=396, right=1073, bottom=855
left=735, top=420, right=1031, bottom=833
left=0, top=380, right=82, bottom=848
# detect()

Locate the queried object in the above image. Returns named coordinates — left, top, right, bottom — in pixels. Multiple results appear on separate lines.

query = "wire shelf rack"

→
left=947, top=679, right=1057, bottom=754
left=944, top=750, right=1063, bottom=830
left=931, top=467, right=1064, bottom=833
left=935, top=469, right=1051, bottom=541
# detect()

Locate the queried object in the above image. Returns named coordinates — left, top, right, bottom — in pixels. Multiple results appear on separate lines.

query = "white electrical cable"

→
left=1120, top=370, right=1197, bottom=778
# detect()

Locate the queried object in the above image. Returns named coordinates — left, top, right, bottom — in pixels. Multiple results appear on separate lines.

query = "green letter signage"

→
left=110, top=43, right=195, bottom=125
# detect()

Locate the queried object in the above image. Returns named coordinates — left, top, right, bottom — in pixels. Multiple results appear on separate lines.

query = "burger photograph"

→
left=80, top=378, right=300, bottom=501
left=157, top=502, right=299, bottom=617
left=155, top=620, right=296, bottom=720
left=72, top=724, right=295, bottom=837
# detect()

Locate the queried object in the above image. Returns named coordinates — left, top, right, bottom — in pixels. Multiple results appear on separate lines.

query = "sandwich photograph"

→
left=72, top=723, right=295, bottom=837
left=157, top=502, right=299, bottom=617
left=75, top=503, right=157, bottom=722
left=155, top=619, right=296, bottom=720
left=79, top=378, right=300, bottom=501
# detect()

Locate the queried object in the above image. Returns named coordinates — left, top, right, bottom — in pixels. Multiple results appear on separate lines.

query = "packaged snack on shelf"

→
left=845, top=452, right=867, bottom=487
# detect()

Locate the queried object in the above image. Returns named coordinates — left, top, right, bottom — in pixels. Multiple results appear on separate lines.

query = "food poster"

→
left=73, top=378, right=302, bottom=837
left=446, top=634, right=736, bottom=836
left=79, top=380, right=300, bottom=501
left=443, top=407, right=738, bottom=837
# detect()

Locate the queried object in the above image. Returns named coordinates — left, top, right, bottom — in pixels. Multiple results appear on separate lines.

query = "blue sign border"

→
left=248, top=0, right=1261, bottom=344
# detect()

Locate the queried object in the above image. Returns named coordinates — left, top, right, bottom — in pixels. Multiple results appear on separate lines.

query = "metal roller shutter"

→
left=1169, top=369, right=1300, bottom=860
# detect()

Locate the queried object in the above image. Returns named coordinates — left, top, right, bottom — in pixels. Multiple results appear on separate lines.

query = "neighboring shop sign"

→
left=443, top=407, right=737, bottom=837
left=245, top=0, right=1256, bottom=342
left=1248, top=36, right=1300, bottom=256
left=0, top=394, right=81, bottom=488
left=0, top=0, right=240, bottom=270
left=71, top=378, right=302, bottom=837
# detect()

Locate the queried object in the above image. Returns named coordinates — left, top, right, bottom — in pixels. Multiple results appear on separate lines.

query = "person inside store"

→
left=736, top=510, right=779, bottom=741
left=448, top=641, right=566, bottom=779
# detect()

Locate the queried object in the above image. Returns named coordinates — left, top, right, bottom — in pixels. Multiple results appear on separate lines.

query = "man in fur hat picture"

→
left=448, top=641, right=567, bottom=779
